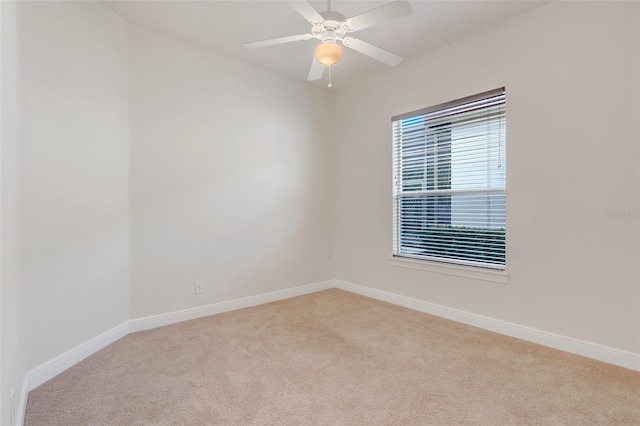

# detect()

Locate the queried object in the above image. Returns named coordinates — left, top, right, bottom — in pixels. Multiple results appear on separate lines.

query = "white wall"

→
left=1, top=2, right=130, bottom=423
left=333, top=1, right=640, bottom=353
left=1, top=2, right=27, bottom=424
left=128, top=27, right=334, bottom=318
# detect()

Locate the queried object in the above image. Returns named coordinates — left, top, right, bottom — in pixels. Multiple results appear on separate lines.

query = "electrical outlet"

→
left=195, top=281, right=203, bottom=295
left=328, top=261, right=334, bottom=271
left=10, top=389, right=15, bottom=425
left=311, top=264, right=316, bottom=273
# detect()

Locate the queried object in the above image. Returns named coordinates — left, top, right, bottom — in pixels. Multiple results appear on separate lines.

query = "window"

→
left=392, top=88, right=506, bottom=270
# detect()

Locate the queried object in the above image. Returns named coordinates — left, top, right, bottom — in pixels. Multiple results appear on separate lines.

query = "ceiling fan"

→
left=244, top=0, right=413, bottom=86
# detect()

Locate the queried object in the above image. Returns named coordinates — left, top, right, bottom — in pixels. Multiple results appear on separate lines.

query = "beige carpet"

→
left=25, top=289, right=640, bottom=425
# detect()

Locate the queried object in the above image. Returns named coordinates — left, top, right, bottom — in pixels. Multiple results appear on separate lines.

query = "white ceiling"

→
left=107, top=1, right=545, bottom=90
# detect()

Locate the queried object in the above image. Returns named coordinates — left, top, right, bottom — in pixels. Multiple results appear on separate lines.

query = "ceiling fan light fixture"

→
left=315, top=42, right=343, bottom=65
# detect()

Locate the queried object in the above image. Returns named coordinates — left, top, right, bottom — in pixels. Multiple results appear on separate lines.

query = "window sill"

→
left=389, top=256, right=509, bottom=284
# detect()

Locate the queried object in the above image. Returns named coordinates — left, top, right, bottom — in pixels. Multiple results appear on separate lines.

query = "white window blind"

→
left=392, top=88, right=506, bottom=270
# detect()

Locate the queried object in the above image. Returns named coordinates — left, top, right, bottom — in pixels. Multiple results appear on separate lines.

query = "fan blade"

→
left=307, top=57, right=325, bottom=81
left=343, top=0, right=412, bottom=32
left=289, top=1, right=324, bottom=24
left=342, top=37, right=402, bottom=67
left=244, top=34, right=311, bottom=48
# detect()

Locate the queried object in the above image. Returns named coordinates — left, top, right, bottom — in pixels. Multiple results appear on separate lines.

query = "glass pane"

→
left=398, top=194, right=505, bottom=266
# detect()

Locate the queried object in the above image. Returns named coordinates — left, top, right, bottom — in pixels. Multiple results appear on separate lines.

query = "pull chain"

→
left=326, top=0, right=334, bottom=88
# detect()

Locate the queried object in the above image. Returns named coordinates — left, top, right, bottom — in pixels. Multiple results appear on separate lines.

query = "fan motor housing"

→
left=314, top=11, right=347, bottom=42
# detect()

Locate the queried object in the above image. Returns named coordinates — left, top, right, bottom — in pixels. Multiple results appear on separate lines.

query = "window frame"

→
left=392, top=88, right=507, bottom=274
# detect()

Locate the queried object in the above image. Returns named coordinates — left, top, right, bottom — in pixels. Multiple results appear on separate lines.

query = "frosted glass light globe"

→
left=315, top=42, right=343, bottom=65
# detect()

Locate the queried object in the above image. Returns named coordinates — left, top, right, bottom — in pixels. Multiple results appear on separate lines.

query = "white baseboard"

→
left=16, top=321, right=130, bottom=425
left=334, top=279, right=640, bottom=372
left=15, top=376, right=28, bottom=426
left=129, top=280, right=334, bottom=333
